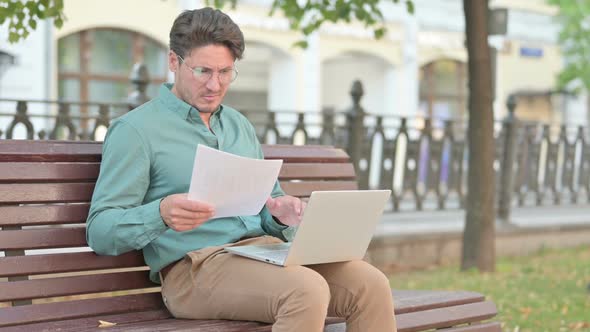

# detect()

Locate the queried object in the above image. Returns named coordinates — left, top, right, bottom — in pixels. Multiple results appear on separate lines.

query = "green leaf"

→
left=54, top=16, right=63, bottom=28
left=374, top=27, right=386, bottom=39
left=551, top=0, right=590, bottom=91
left=406, top=1, right=415, bottom=14
left=45, top=6, right=58, bottom=16
left=25, top=1, right=37, bottom=12
left=292, top=40, right=309, bottom=49
left=8, top=31, right=20, bottom=43
left=5, top=0, right=414, bottom=45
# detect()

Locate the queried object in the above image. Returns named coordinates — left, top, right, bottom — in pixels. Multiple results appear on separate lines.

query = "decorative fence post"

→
left=346, top=80, right=365, bottom=179
left=127, top=63, right=150, bottom=110
left=6, top=101, right=34, bottom=139
left=497, top=94, right=519, bottom=224
left=319, top=107, right=335, bottom=146
left=50, top=103, right=77, bottom=140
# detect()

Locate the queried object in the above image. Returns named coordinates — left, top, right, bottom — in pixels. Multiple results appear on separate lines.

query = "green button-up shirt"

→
left=86, top=84, right=287, bottom=283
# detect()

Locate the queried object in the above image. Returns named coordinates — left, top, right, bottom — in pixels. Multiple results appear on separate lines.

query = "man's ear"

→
left=168, top=51, right=179, bottom=72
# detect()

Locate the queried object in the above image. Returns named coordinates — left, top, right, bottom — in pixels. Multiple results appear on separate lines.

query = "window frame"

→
left=419, top=59, right=467, bottom=121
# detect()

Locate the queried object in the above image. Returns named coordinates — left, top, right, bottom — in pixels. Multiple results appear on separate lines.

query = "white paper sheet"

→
left=188, top=145, right=283, bottom=219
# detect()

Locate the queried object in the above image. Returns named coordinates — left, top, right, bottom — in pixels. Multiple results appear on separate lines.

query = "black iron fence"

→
left=2, top=79, right=589, bottom=222
left=0, top=99, right=129, bottom=141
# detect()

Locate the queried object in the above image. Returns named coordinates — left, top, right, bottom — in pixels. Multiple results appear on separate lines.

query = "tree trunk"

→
left=461, top=0, right=496, bottom=272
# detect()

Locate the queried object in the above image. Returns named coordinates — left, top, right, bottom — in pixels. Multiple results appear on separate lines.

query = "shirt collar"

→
left=158, top=83, right=224, bottom=122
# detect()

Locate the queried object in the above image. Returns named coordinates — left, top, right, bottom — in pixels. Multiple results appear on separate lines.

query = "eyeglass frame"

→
left=176, top=54, right=239, bottom=85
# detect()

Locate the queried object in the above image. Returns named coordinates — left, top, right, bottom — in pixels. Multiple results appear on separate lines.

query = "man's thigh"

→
left=161, top=236, right=327, bottom=323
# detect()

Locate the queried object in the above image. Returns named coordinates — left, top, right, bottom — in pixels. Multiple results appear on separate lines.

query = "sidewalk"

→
left=376, top=203, right=590, bottom=236
left=368, top=204, right=590, bottom=272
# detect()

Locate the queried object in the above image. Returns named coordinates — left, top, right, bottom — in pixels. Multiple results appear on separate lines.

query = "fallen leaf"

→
left=569, top=322, right=590, bottom=330
left=519, top=307, right=532, bottom=318
left=561, top=305, right=568, bottom=315
left=98, top=320, right=117, bottom=328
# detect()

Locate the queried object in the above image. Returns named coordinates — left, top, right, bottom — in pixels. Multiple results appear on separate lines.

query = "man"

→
left=87, top=7, right=396, bottom=332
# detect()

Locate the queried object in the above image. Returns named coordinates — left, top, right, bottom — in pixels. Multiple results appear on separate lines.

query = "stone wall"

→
left=366, top=224, right=590, bottom=274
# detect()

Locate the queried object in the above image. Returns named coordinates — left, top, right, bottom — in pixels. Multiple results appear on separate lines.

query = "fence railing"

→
left=2, top=80, right=590, bottom=222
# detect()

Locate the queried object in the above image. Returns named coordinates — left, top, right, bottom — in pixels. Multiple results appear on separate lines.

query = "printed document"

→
left=188, top=145, right=283, bottom=219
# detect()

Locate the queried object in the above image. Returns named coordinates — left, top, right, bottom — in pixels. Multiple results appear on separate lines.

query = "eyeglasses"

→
left=177, top=55, right=238, bottom=85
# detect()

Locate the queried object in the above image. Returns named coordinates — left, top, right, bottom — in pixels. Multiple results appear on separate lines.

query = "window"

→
left=419, top=60, right=467, bottom=121
left=58, top=28, right=167, bottom=113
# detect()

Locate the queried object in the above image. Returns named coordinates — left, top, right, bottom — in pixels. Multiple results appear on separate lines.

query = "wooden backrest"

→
left=0, top=140, right=356, bottom=327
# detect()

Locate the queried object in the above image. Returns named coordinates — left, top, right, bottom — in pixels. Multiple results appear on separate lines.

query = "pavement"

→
left=376, top=203, right=590, bottom=236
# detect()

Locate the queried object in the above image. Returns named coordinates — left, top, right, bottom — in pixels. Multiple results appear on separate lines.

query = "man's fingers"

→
left=178, top=198, right=215, bottom=213
left=160, top=194, right=216, bottom=232
left=299, top=201, right=307, bottom=216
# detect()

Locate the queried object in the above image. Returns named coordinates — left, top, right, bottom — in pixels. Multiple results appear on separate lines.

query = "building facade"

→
left=0, top=0, right=584, bottom=134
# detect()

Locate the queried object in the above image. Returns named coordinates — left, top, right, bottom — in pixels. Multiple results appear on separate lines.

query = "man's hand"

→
left=160, top=193, right=215, bottom=232
left=265, top=195, right=306, bottom=227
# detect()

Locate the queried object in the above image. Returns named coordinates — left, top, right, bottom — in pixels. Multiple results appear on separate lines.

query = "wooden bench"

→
left=0, top=139, right=500, bottom=332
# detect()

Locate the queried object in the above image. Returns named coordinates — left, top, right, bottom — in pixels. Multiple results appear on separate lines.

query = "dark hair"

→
left=169, top=7, right=245, bottom=60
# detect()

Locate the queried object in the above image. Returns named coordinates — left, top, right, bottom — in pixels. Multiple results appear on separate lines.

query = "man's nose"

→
left=205, top=73, right=222, bottom=91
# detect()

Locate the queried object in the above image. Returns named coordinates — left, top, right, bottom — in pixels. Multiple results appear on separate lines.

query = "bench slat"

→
left=437, top=322, right=502, bottom=331
left=278, top=163, right=355, bottom=180
left=0, top=204, right=90, bottom=227
left=0, top=162, right=354, bottom=182
left=0, top=141, right=349, bottom=163
left=396, top=300, right=498, bottom=332
left=280, top=181, right=358, bottom=197
left=262, top=145, right=350, bottom=163
left=0, top=293, right=164, bottom=327
left=9, top=305, right=500, bottom=332
left=0, top=183, right=95, bottom=204
left=325, top=301, right=498, bottom=332
left=0, top=163, right=100, bottom=182
left=0, top=227, right=86, bottom=250
left=392, top=290, right=484, bottom=314
left=0, top=251, right=145, bottom=278
left=0, top=140, right=102, bottom=162
left=0, top=271, right=156, bottom=302
left=0, top=140, right=349, bottom=163
left=76, top=317, right=273, bottom=332
left=0, top=310, right=172, bottom=332
left=0, top=313, right=346, bottom=332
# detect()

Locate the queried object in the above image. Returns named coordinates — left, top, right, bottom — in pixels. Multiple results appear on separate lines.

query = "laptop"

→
left=224, top=190, right=391, bottom=266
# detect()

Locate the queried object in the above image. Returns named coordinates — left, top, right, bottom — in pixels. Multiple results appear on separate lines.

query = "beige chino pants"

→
left=161, top=236, right=397, bottom=332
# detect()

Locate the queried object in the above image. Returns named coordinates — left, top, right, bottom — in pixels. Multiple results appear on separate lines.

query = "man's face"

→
left=169, top=44, right=235, bottom=114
